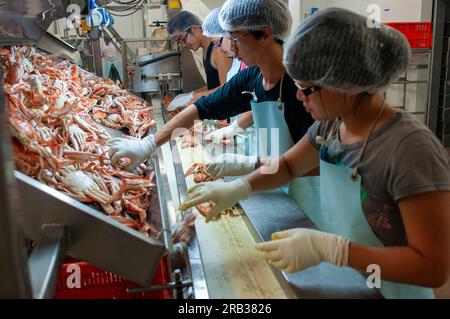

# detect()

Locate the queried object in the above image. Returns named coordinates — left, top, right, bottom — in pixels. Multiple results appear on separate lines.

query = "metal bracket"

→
left=28, top=224, right=69, bottom=299
left=126, top=269, right=193, bottom=299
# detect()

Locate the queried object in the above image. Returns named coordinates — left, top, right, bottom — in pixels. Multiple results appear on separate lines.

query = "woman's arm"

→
left=237, top=111, right=254, bottom=129
left=192, top=49, right=233, bottom=102
left=349, top=191, right=450, bottom=288
left=247, top=135, right=320, bottom=192
left=213, top=47, right=233, bottom=86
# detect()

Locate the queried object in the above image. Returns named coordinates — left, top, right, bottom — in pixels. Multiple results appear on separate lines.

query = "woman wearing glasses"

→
left=108, top=0, right=315, bottom=200
left=201, top=7, right=255, bottom=155
left=180, top=8, right=450, bottom=299
left=167, top=10, right=232, bottom=103
left=196, top=0, right=316, bottom=208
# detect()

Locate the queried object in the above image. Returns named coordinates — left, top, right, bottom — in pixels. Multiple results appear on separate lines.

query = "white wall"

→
left=289, top=0, right=302, bottom=33
left=289, top=0, right=432, bottom=122
left=296, top=0, right=432, bottom=22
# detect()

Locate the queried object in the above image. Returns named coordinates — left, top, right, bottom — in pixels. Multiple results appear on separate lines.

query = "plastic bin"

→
left=385, top=22, right=433, bottom=48
left=54, top=257, right=171, bottom=299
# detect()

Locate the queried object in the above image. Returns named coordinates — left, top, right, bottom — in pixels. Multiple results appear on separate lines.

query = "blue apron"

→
left=309, top=103, right=434, bottom=299
left=247, top=73, right=317, bottom=202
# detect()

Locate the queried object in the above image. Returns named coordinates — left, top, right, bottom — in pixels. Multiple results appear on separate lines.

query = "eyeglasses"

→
left=175, top=26, right=193, bottom=44
left=228, top=32, right=252, bottom=46
left=294, top=81, right=321, bottom=97
left=214, top=37, right=223, bottom=48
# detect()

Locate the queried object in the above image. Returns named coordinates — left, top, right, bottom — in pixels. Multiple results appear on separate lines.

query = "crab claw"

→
left=68, top=124, right=88, bottom=151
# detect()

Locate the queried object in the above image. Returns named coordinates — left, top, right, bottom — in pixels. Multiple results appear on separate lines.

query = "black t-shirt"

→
left=195, top=66, right=314, bottom=143
left=203, top=42, right=221, bottom=90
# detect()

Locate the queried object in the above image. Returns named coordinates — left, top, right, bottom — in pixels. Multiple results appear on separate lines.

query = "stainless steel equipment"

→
left=0, top=0, right=186, bottom=299
left=133, top=51, right=182, bottom=95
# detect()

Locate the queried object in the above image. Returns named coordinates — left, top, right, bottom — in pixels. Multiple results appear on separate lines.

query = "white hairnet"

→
left=203, top=8, right=226, bottom=38
left=218, top=0, right=292, bottom=41
left=283, top=8, right=411, bottom=95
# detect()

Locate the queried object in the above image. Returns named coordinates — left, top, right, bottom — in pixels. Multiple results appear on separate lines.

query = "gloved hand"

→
left=255, top=228, right=350, bottom=273
left=206, top=119, right=244, bottom=144
left=179, top=178, right=252, bottom=222
left=107, top=135, right=157, bottom=171
left=206, top=153, right=257, bottom=179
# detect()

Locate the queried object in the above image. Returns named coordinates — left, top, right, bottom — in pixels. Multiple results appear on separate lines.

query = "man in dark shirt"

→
left=196, top=66, right=313, bottom=145
left=108, top=1, right=314, bottom=174
left=168, top=10, right=232, bottom=102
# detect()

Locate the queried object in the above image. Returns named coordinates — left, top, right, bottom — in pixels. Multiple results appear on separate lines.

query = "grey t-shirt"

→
left=307, top=111, right=450, bottom=246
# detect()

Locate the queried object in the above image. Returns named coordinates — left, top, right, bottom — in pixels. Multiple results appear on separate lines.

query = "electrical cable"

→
left=106, top=0, right=143, bottom=12
left=105, top=0, right=146, bottom=17
left=113, top=0, right=141, bottom=5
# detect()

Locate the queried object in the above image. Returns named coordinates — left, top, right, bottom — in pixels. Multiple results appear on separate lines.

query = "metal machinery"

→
left=0, top=0, right=198, bottom=299
left=0, top=0, right=380, bottom=299
left=2, top=0, right=445, bottom=300
left=428, top=0, right=450, bottom=147
left=133, top=51, right=181, bottom=95
left=389, top=48, right=432, bottom=124
left=121, top=0, right=205, bottom=96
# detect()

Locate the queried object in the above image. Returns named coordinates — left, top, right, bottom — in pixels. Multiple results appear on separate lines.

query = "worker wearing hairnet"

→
left=168, top=10, right=232, bottom=102
left=202, top=7, right=255, bottom=156
left=201, top=0, right=316, bottom=208
left=108, top=0, right=314, bottom=196
left=180, top=8, right=450, bottom=299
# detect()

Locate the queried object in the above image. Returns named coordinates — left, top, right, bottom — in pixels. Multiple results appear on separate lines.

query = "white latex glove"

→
left=206, top=153, right=257, bottom=180
left=107, top=135, right=157, bottom=171
left=179, top=178, right=252, bottom=223
left=255, top=228, right=350, bottom=273
left=205, top=119, right=244, bottom=144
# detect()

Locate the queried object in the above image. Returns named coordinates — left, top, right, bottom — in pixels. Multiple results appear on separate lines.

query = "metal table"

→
left=157, top=102, right=382, bottom=299
left=239, top=188, right=381, bottom=299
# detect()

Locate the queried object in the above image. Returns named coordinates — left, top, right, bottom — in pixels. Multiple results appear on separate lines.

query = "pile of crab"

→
left=1, top=46, right=158, bottom=237
left=179, top=120, right=232, bottom=149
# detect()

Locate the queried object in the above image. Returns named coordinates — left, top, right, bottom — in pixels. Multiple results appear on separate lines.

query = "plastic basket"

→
left=385, top=22, right=433, bottom=48
left=54, top=257, right=172, bottom=299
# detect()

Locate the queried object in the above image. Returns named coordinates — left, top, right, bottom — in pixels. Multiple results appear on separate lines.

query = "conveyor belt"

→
left=177, top=143, right=292, bottom=298
left=153, top=101, right=382, bottom=299
left=150, top=104, right=295, bottom=298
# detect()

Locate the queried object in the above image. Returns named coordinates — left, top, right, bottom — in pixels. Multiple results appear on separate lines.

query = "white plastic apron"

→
left=247, top=73, right=317, bottom=204
left=228, top=58, right=256, bottom=156
left=310, top=102, right=434, bottom=299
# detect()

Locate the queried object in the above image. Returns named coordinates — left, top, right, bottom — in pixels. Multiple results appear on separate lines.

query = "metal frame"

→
left=427, top=0, right=448, bottom=133
left=160, top=105, right=209, bottom=299
left=0, top=45, right=184, bottom=301
left=390, top=49, right=432, bottom=121
left=28, top=225, right=69, bottom=299
left=0, top=68, right=33, bottom=299
left=120, top=37, right=174, bottom=89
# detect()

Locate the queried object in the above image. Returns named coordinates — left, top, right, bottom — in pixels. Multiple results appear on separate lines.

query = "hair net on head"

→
left=219, top=0, right=292, bottom=41
left=167, top=11, right=202, bottom=36
left=283, top=8, right=411, bottom=95
left=203, top=8, right=226, bottom=38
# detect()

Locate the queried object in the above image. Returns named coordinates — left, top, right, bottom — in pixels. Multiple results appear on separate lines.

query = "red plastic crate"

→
left=54, top=257, right=172, bottom=299
left=385, top=22, right=433, bottom=48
